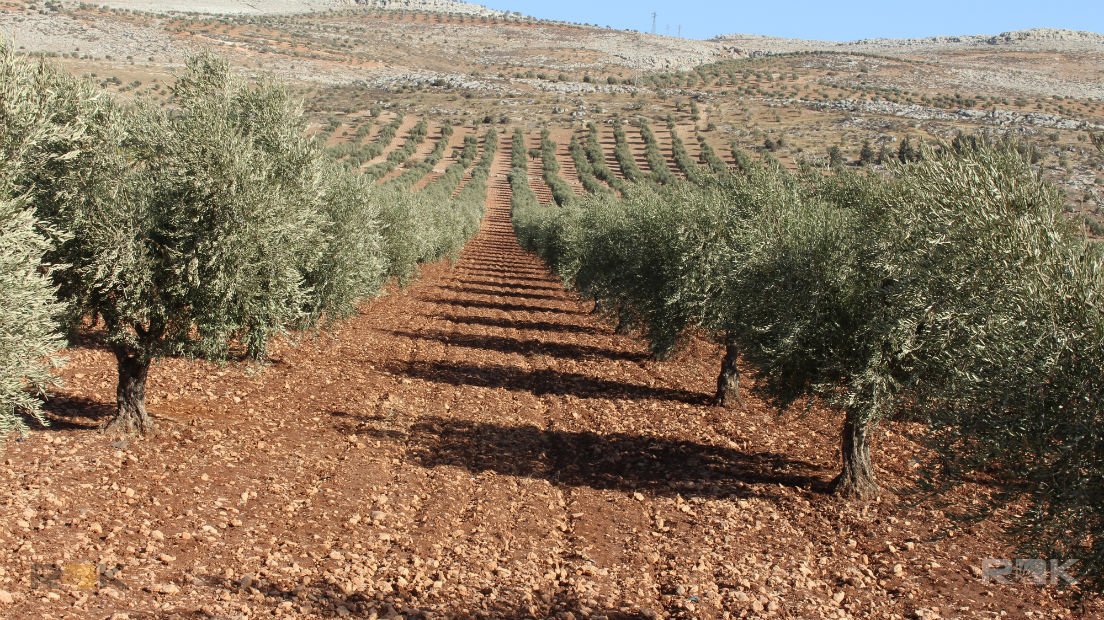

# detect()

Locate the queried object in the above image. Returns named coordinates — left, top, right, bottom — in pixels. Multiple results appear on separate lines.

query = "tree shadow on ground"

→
left=462, top=264, right=543, bottom=274
left=433, top=298, right=583, bottom=315
left=387, top=359, right=705, bottom=404
left=452, top=285, right=565, bottom=301
left=455, top=267, right=553, bottom=282
left=438, top=313, right=607, bottom=336
left=351, top=415, right=826, bottom=498
left=65, top=329, right=115, bottom=353
left=462, top=255, right=538, bottom=266
left=454, top=277, right=562, bottom=292
left=197, top=573, right=651, bottom=619
left=388, top=329, right=648, bottom=363
left=34, top=394, right=115, bottom=431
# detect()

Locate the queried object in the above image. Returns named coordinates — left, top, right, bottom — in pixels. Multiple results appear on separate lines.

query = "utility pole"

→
left=678, top=24, right=681, bottom=38
left=651, top=12, right=656, bottom=35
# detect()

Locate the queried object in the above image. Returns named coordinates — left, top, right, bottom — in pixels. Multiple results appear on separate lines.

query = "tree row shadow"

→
left=386, top=358, right=705, bottom=404
left=388, top=328, right=646, bottom=362
left=451, top=277, right=562, bottom=292
left=432, top=298, right=584, bottom=315
left=446, top=285, right=565, bottom=301
left=455, top=267, right=553, bottom=281
left=343, top=414, right=825, bottom=498
left=198, top=571, right=654, bottom=620
left=438, top=313, right=606, bottom=336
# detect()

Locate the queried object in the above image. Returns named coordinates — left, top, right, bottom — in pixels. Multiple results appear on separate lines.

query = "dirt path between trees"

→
left=0, top=145, right=1090, bottom=619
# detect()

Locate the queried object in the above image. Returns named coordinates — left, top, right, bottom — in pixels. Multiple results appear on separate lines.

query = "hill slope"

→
left=61, top=0, right=506, bottom=16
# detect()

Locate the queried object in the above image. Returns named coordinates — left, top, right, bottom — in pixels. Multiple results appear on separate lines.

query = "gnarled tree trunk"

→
left=106, top=346, right=153, bottom=435
left=713, top=338, right=741, bottom=407
left=830, top=409, right=878, bottom=497
left=615, top=311, right=632, bottom=335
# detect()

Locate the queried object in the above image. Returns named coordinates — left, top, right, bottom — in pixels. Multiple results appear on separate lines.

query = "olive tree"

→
left=0, top=195, right=66, bottom=434
left=303, top=162, right=388, bottom=326
left=0, top=44, right=78, bottom=433
left=875, top=142, right=1104, bottom=585
left=28, top=55, right=332, bottom=434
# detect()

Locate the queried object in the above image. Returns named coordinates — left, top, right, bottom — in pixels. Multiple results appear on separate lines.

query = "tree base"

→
left=713, top=339, right=741, bottom=408
left=832, top=410, right=878, bottom=498
left=107, top=347, right=154, bottom=436
left=829, top=470, right=880, bottom=498
left=103, top=409, right=153, bottom=436
left=712, top=391, right=742, bottom=408
left=614, top=315, right=632, bottom=335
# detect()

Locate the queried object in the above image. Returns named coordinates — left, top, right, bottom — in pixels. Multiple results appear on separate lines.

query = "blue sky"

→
left=483, top=1, right=1104, bottom=41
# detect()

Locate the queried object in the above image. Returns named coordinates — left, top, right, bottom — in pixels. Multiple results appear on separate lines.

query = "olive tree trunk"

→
left=830, top=409, right=879, bottom=497
left=713, top=338, right=741, bottom=407
left=106, top=346, right=153, bottom=435
left=615, top=311, right=632, bottom=335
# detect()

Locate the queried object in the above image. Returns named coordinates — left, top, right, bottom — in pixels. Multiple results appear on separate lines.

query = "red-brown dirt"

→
left=0, top=145, right=1095, bottom=619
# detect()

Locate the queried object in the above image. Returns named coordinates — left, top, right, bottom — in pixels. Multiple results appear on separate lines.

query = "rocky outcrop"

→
left=60, top=0, right=506, bottom=16
left=712, top=28, right=1104, bottom=55
left=803, top=98, right=1102, bottom=131
left=352, top=0, right=505, bottom=17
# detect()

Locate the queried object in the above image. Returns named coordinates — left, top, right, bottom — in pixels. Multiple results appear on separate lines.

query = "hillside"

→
left=714, top=27, right=1104, bottom=54
left=58, top=0, right=507, bottom=16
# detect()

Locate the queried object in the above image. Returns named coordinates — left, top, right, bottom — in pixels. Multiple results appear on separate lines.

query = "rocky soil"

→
left=714, top=27, right=1104, bottom=55
left=58, top=0, right=506, bottom=17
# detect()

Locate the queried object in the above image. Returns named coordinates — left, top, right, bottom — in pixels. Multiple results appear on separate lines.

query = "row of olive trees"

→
left=416, top=134, right=479, bottom=201
left=583, top=123, right=627, bottom=195
left=513, top=141, right=1104, bottom=589
left=638, top=119, right=678, bottom=185
left=568, top=135, right=615, bottom=198
left=0, top=47, right=487, bottom=435
left=329, top=126, right=497, bottom=290
left=695, top=132, right=730, bottom=175
left=611, top=122, right=646, bottom=183
left=538, top=129, right=576, bottom=207
left=327, top=111, right=404, bottom=169
left=363, top=118, right=429, bottom=181
left=666, top=119, right=704, bottom=183
left=5, top=50, right=335, bottom=434
left=508, top=128, right=541, bottom=212
left=381, top=122, right=454, bottom=190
